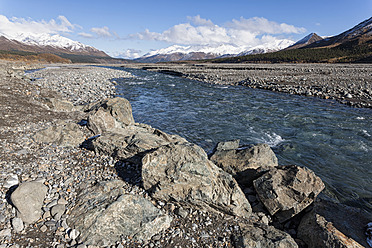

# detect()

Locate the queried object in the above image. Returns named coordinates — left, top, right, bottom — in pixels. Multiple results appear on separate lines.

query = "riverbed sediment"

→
left=0, top=61, right=370, bottom=248
left=121, top=63, right=372, bottom=108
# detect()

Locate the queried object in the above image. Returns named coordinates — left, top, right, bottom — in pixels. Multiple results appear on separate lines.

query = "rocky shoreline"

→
left=0, top=62, right=371, bottom=248
left=122, top=63, right=372, bottom=108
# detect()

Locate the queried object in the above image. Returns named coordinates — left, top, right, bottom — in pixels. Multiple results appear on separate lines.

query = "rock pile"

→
left=1, top=64, right=370, bottom=247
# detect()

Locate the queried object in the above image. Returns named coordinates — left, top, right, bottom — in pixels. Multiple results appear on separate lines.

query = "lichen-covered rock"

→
left=10, top=181, right=47, bottom=224
left=91, top=123, right=187, bottom=161
left=298, top=211, right=364, bottom=248
left=298, top=198, right=370, bottom=247
left=43, top=97, right=75, bottom=111
left=209, top=141, right=278, bottom=186
left=142, top=142, right=252, bottom=217
left=233, top=223, right=298, bottom=248
left=253, top=165, right=324, bottom=222
left=86, top=97, right=135, bottom=134
left=68, top=180, right=172, bottom=246
left=32, top=122, right=85, bottom=147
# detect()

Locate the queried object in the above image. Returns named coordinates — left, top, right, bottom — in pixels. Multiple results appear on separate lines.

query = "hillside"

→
left=0, top=34, right=128, bottom=63
left=210, top=17, right=372, bottom=64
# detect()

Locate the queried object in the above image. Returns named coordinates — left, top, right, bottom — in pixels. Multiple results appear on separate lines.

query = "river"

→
left=112, top=67, right=372, bottom=213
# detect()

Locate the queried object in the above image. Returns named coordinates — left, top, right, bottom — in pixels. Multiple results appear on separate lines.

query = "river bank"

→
left=0, top=61, right=371, bottom=247
left=120, top=63, right=372, bottom=108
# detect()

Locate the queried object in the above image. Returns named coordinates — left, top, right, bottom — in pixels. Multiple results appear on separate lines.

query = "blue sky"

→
left=0, top=0, right=371, bottom=58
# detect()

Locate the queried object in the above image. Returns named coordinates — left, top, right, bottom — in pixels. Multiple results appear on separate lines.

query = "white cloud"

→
left=227, top=17, right=306, bottom=34
left=78, top=32, right=93, bottom=38
left=129, top=16, right=306, bottom=48
left=0, top=15, right=77, bottom=39
left=187, top=15, right=214, bottom=26
left=90, top=26, right=112, bottom=37
left=112, top=48, right=142, bottom=59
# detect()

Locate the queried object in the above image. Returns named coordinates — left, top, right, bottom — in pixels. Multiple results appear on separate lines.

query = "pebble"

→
left=11, top=217, right=24, bottom=232
left=69, top=228, right=80, bottom=240
left=4, top=174, right=19, bottom=188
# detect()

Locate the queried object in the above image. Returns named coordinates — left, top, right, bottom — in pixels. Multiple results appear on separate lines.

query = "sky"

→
left=0, top=0, right=371, bottom=58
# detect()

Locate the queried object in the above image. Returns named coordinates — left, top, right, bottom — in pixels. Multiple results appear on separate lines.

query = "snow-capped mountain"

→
left=305, top=17, right=372, bottom=48
left=0, top=32, right=109, bottom=57
left=286, top=33, right=323, bottom=50
left=135, top=39, right=295, bottom=62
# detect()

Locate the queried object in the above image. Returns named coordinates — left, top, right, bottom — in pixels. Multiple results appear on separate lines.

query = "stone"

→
left=297, top=198, right=370, bottom=247
left=86, top=97, right=135, bottom=134
left=0, top=228, right=11, bottom=237
left=32, top=122, right=85, bottom=147
left=91, top=124, right=187, bottom=162
left=211, top=139, right=240, bottom=152
left=142, top=143, right=252, bottom=217
left=69, top=229, right=80, bottom=240
left=50, top=204, right=65, bottom=220
left=233, top=223, right=298, bottom=248
left=43, top=97, right=75, bottom=111
left=10, top=181, right=48, bottom=224
left=68, top=180, right=172, bottom=246
left=298, top=211, right=364, bottom=248
left=11, top=217, right=24, bottom=233
left=209, top=142, right=278, bottom=186
left=253, top=165, right=324, bottom=222
left=40, top=225, right=48, bottom=232
left=3, top=174, right=18, bottom=188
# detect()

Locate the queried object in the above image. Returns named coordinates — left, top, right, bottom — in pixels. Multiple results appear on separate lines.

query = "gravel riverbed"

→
left=0, top=63, right=256, bottom=248
left=123, top=63, right=372, bottom=108
left=1, top=62, right=370, bottom=248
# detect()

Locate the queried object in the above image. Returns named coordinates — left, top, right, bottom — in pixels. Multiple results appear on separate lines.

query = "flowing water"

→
left=112, top=67, right=372, bottom=213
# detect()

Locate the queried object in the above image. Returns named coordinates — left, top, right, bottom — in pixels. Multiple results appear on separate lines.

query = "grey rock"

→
left=233, top=223, right=298, bottom=248
left=253, top=165, right=324, bottom=222
left=3, top=174, right=18, bottom=188
left=69, top=229, right=80, bottom=240
left=298, top=211, right=364, bottom=248
left=142, top=143, right=252, bottom=217
left=298, top=198, right=370, bottom=248
left=40, top=225, right=48, bottom=232
left=32, top=122, right=85, bottom=147
left=175, top=207, right=188, bottom=218
left=51, top=204, right=65, bottom=220
left=11, top=217, right=24, bottom=232
left=210, top=142, right=278, bottom=186
left=92, top=124, right=187, bottom=162
left=43, top=97, right=75, bottom=111
left=68, top=180, right=172, bottom=246
left=87, top=97, right=135, bottom=134
left=10, top=181, right=48, bottom=224
left=0, top=228, right=11, bottom=237
left=212, top=139, right=240, bottom=152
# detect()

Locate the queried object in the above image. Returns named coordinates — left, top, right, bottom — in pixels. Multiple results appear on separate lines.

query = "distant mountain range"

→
left=0, top=32, right=126, bottom=63
left=212, top=16, right=372, bottom=63
left=0, top=16, right=371, bottom=63
left=134, top=39, right=294, bottom=63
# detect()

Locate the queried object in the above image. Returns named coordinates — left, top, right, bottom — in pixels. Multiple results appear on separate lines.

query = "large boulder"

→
left=10, top=181, right=48, bottom=224
left=253, top=165, right=324, bottom=222
left=297, top=198, right=370, bottom=247
left=298, top=211, right=364, bottom=248
left=91, top=123, right=187, bottom=162
left=86, top=97, right=135, bottom=134
left=32, top=122, right=85, bottom=147
left=209, top=141, right=278, bottom=186
left=68, top=180, right=172, bottom=246
left=233, top=223, right=298, bottom=248
left=141, top=142, right=252, bottom=217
